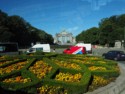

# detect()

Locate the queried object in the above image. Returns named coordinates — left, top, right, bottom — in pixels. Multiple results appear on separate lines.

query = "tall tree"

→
left=117, top=14, right=125, bottom=27
left=76, top=27, right=99, bottom=44
left=99, top=16, right=116, bottom=46
left=0, top=10, right=54, bottom=47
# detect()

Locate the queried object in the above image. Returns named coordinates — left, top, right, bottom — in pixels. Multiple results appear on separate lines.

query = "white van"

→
left=27, top=44, right=50, bottom=53
left=76, top=43, right=92, bottom=53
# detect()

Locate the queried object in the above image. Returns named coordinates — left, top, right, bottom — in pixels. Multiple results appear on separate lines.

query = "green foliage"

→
left=0, top=10, right=54, bottom=47
left=76, top=14, right=125, bottom=46
left=34, top=51, right=44, bottom=55
left=86, top=64, right=119, bottom=77
left=0, top=56, right=92, bottom=94
left=76, top=27, right=100, bottom=44
left=0, top=48, right=120, bottom=94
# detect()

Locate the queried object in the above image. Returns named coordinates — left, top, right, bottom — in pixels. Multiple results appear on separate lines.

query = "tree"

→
left=0, top=10, right=8, bottom=26
left=76, top=27, right=99, bottom=44
left=0, top=10, right=54, bottom=47
left=117, top=14, right=125, bottom=27
left=0, top=10, right=14, bottom=42
left=0, top=26, right=14, bottom=42
left=29, top=27, right=54, bottom=44
left=76, top=31, right=86, bottom=42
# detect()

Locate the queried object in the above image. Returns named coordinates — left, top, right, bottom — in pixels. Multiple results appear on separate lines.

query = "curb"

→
left=85, top=62, right=125, bottom=94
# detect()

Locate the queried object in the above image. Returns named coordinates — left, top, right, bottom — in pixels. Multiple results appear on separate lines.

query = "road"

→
left=118, top=61, right=125, bottom=94
left=51, top=47, right=125, bottom=55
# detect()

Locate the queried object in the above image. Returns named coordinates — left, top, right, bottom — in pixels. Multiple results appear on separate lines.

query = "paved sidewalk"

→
left=85, top=62, right=125, bottom=94
left=120, top=89, right=125, bottom=94
left=119, top=62, right=125, bottom=94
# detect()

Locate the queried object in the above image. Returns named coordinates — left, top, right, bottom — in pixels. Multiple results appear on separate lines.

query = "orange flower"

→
left=16, top=76, right=21, bottom=82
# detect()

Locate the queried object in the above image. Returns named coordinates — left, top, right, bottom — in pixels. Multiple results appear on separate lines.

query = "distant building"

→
left=115, top=40, right=124, bottom=48
left=54, top=30, right=76, bottom=45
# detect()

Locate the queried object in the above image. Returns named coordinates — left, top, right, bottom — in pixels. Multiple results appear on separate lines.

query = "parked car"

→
left=102, top=50, right=125, bottom=61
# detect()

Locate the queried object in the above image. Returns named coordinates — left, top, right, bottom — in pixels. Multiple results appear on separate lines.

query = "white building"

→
left=54, top=30, right=76, bottom=45
left=115, top=40, right=124, bottom=48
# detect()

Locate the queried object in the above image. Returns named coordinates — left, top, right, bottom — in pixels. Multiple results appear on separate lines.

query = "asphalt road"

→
left=118, top=61, right=125, bottom=94
left=52, top=47, right=125, bottom=56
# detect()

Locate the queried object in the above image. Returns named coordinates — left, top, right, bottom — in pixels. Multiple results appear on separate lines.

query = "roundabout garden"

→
left=0, top=53, right=120, bottom=94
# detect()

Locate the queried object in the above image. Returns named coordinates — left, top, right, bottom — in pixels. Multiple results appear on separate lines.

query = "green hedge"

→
left=0, top=59, right=35, bottom=80
left=0, top=70, right=40, bottom=92
left=40, top=67, right=91, bottom=94
left=52, top=55, right=120, bottom=78
left=0, top=54, right=120, bottom=94
left=85, top=64, right=120, bottom=77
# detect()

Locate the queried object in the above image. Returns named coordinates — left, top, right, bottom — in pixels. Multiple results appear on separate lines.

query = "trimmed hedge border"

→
left=0, top=53, right=120, bottom=94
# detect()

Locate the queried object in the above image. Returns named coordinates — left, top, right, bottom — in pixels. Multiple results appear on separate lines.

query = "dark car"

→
left=102, top=50, right=125, bottom=61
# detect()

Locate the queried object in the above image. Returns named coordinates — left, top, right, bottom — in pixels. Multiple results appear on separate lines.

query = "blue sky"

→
left=0, top=0, right=125, bottom=37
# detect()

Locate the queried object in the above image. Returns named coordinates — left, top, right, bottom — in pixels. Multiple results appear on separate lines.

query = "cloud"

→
left=80, top=0, right=113, bottom=10
left=8, top=1, right=67, bottom=16
left=66, top=26, right=79, bottom=35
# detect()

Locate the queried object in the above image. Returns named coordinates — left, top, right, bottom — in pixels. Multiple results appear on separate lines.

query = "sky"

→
left=0, top=0, right=125, bottom=37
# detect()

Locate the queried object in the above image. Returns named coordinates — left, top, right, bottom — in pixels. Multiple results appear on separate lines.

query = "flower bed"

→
left=29, top=60, right=52, bottom=79
left=0, top=54, right=120, bottom=94
left=55, top=72, right=82, bottom=82
left=0, top=60, right=12, bottom=67
left=0, top=59, right=28, bottom=76
left=37, top=84, right=68, bottom=94
left=88, top=75, right=116, bottom=91
left=52, top=59, right=82, bottom=70
left=2, top=75, right=32, bottom=83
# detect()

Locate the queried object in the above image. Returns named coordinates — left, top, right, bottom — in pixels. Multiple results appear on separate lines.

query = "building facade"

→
left=54, top=30, right=76, bottom=45
left=115, top=40, right=124, bottom=48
